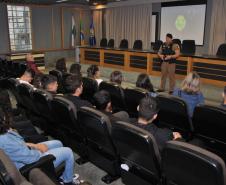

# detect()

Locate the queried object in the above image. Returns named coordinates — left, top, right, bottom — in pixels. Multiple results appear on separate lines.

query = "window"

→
left=7, top=5, right=32, bottom=51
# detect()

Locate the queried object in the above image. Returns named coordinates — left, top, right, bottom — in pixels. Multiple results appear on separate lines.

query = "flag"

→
left=80, top=20, right=85, bottom=46
left=71, top=15, right=76, bottom=47
left=89, top=19, right=96, bottom=46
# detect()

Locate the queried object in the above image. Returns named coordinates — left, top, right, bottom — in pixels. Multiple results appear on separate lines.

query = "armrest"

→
left=20, top=155, right=56, bottom=179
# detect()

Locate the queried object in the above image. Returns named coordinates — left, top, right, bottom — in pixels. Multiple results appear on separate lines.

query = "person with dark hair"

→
left=221, top=86, right=226, bottom=108
left=41, top=74, right=58, bottom=95
left=136, top=73, right=157, bottom=97
left=32, top=73, right=44, bottom=89
left=0, top=111, right=83, bottom=185
left=65, top=75, right=92, bottom=110
left=26, top=53, right=42, bottom=75
left=133, top=97, right=181, bottom=151
left=93, top=90, right=129, bottom=123
left=17, top=68, right=35, bottom=88
left=56, top=58, right=67, bottom=73
left=110, top=71, right=123, bottom=85
left=70, top=63, right=82, bottom=76
left=87, top=65, right=103, bottom=85
left=158, top=33, right=180, bottom=94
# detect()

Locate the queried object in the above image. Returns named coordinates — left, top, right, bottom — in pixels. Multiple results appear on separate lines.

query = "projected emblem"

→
left=175, top=15, right=186, bottom=31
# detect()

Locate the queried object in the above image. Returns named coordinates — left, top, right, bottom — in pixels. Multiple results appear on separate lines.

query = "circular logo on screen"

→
left=175, top=15, right=186, bottom=31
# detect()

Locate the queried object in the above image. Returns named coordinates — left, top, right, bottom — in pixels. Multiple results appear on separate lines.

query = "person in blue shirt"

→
left=0, top=114, right=79, bottom=185
left=221, top=86, right=226, bottom=108
left=136, top=73, right=157, bottom=97
left=173, top=72, right=204, bottom=117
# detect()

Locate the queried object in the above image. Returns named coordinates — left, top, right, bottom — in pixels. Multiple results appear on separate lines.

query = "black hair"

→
left=0, top=106, right=11, bottom=135
left=70, top=63, right=81, bottom=76
left=32, top=74, right=44, bottom=89
left=41, top=74, right=57, bottom=90
left=56, top=58, right=67, bottom=73
left=110, top=71, right=123, bottom=85
left=166, top=33, right=173, bottom=39
left=138, top=97, right=159, bottom=121
left=65, top=75, right=82, bottom=94
left=87, top=65, right=99, bottom=78
left=20, top=68, right=35, bottom=78
left=93, top=90, right=111, bottom=110
left=136, top=73, right=154, bottom=92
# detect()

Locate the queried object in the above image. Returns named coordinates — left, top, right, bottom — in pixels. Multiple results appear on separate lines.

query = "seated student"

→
left=221, top=86, right=226, bottom=108
left=87, top=65, right=103, bottom=85
left=93, top=90, right=130, bottom=123
left=0, top=113, right=82, bottom=185
left=26, top=53, right=42, bottom=75
left=65, top=75, right=92, bottom=110
left=136, top=73, right=157, bottom=97
left=173, top=72, right=204, bottom=117
left=110, top=71, right=123, bottom=85
left=41, top=75, right=58, bottom=95
left=133, top=96, right=182, bottom=152
left=32, top=73, right=44, bottom=89
left=17, top=68, right=35, bottom=88
left=70, top=63, right=82, bottom=76
left=56, top=58, right=67, bottom=74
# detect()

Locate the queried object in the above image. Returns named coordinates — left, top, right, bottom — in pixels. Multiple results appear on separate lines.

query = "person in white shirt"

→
left=87, top=65, right=103, bottom=85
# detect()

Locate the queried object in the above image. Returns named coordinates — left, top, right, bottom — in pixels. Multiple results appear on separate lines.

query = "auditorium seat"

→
left=193, top=104, right=226, bottom=160
left=108, top=39, right=115, bottom=48
left=29, top=168, right=56, bottom=185
left=119, top=39, right=129, bottom=49
left=152, top=40, right=163, bottom=51
left=133, top=40, right=143, bottom=50
left=81, top=77, right=98, bottom=104
left=100, top=38, right=108, bottom=47
left=78, top=107, right=120, bottom=183
left=49, top=70, right=64, bottom=93
left=124, top=88, right=148, bottom=118
left=99, top=81, right=126, bottom=112
left=162, top=141, right=226, bottom=185
left=156, top=94, right=193, bottom=140
left=112, top=121, right=161, bottom=185
left=216, top=43, right=226, bottom=57
left=172, top=39, right=182, bottom=49
left=51, top=96, right=87, bottom=158
left=181, top=40, right=196, bottom=54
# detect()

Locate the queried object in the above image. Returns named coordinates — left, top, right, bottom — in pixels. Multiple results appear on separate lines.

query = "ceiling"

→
left=0, top=0, right=125, bottom=5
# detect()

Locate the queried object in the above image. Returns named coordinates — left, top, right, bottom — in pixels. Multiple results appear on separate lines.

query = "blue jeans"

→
left=40, top=140, right=75, bottom=183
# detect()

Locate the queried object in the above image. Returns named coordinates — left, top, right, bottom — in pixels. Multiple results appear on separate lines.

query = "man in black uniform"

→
left=158, top=33, right=180, bottom=93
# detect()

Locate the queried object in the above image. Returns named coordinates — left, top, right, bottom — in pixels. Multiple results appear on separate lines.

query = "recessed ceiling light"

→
left=56, top=0, right=68, bottom=3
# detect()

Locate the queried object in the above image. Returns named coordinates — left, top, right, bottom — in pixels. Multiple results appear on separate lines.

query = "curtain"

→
left=208, top=0, right=226, bottom=54
left=93, top=10, right=103, bottom=46
left=105, top=4, right=152, bottom=49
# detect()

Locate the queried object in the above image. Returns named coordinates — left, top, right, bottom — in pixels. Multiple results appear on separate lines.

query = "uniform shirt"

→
left=0, top=130, right=41, bottom=169
left=133, top=122, right=173, bottom=152
left=65, top=94, right=92, bottom=110
left=159, top=42, right=180, bottom=64
left=173, top=88, right=205, bottom=117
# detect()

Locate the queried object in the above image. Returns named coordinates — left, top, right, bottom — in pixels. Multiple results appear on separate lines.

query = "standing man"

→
left=158, top=33, right=180, bottom=94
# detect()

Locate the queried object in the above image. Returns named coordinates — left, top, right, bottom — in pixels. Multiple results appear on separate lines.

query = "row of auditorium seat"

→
left=1, top=78, right=226, bottom=185
left=1, top=59, right=226, bottom=184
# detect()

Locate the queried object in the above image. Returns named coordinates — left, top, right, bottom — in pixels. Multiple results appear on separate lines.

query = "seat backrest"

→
left=33, top=89, right=53, bottom=121
left=78, top=107, right=117, bottom=157
left=124, top=88, right=148, bottom=118
left=172, top=39, right=182, bottom=49
left=193, top=105, right=226, bottom=155
left=119, top=39, right=129, bottom=49
left=182, top=40, right=196, bottom=54
left=112, top=121, right=161, bottom=184
left=108, top=39, right=115, bottom=48
left=99, top=81, right=126, bottom=112
left=133, top=40, right=143, bottom=50
left=156, top=94, right=193, bottom=139
left=51, top=96, right=79, bottom=132
left=216, top=43, right=226, bottom=57
left=162, top=141, right=226, bottom=185
left=100, top=38, right=108, bottom=47
left=81, top=77, right=98, bottom=104
left=152, top=40, right=163, bottom=51
left=29, top=168, right=55, bottom=185
left=0, top=149, right=27, bottom=185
